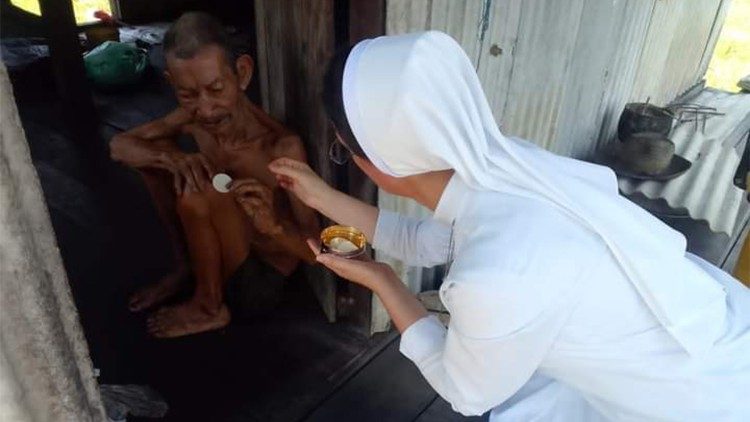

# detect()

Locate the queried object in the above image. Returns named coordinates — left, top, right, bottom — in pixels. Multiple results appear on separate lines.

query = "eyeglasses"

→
left=328, top=136, right=352, bottom=165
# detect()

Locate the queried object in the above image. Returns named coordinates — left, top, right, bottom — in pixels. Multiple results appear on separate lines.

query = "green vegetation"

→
left=705, top=0, right=750, bottom=92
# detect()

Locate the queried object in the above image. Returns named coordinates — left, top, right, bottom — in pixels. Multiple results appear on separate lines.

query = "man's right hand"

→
left=159, top=151, right=215, bottom=196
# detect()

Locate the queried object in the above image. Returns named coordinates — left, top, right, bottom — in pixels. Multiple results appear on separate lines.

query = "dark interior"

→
left=1, top=1, right=388, bottom=420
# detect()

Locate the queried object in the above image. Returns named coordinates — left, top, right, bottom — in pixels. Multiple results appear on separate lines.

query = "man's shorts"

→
left=225, top=255, right=286, bottom=319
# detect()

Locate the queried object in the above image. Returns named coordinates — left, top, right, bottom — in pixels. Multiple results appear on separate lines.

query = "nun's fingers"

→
left=306, top=239, right=322, bottom=256
left=268, top=157, right=312, bottom=176
left=315, top=253, right=383, bottom=288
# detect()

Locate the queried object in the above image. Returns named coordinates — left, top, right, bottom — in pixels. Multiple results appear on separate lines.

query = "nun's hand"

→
left=306, top=240, right=394, bottom=290
left=268, top=158, right=332, bottom=210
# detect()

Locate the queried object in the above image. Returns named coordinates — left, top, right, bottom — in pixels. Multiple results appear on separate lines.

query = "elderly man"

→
left=110, top=12, right=318, bottom=337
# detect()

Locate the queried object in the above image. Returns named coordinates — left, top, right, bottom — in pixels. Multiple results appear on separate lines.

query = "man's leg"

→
left=146, top=190, right=249, bottom=337
left=129, top=168, right=190, bottom=312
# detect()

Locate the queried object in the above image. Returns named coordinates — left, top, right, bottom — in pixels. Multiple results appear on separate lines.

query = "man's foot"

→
left=147, top=301, right=230, bottom=338
left=129, top=268, right=189, bottom=312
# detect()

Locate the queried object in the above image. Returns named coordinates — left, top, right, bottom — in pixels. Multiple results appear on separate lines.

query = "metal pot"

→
left=618, top=132, right=675, bottom=175
left=617, top=102, right=674, bottom=141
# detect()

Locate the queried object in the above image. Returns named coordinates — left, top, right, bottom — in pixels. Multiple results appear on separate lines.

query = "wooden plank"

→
left=346, top=0, right=385, bottom=335
left=304, top=338, right=438, bottom=422
left=349, top=0, right=385, bottom=44
left=38, top=0, right=99, bottom=157
left=254, top=0, right=338, bottom=322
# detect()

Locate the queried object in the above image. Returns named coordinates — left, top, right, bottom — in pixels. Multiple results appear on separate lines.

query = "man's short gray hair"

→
left=163, top=12, right=236, bottom=66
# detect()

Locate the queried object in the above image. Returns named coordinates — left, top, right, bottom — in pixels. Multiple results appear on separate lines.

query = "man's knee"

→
left=177, top=192, right=212, bottom=218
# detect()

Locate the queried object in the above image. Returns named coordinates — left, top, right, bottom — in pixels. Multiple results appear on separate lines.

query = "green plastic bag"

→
left=84, top=41, right=147, bottom=89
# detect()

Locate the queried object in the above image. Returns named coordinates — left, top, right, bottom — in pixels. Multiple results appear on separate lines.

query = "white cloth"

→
left=376, top=176, right=750, bottom=420
left=343, top=31, right=726, bottom=355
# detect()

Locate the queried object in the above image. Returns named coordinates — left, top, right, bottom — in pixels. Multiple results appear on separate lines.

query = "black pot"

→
left=618, top=132, right=675, bottom=175
left=617, top=103, right=674, bottom=141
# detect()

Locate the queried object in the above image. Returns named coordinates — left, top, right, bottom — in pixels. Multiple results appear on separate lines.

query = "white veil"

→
left=343, top=31, right=726, bottom=355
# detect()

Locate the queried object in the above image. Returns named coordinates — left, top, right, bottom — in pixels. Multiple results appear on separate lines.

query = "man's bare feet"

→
left=129, top=268, right=189, bottom=312
left=147, top=301, right=230, bottom=338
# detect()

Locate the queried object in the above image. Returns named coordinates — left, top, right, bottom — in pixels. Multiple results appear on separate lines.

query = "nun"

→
left=268, top=31, right=750, bottom=421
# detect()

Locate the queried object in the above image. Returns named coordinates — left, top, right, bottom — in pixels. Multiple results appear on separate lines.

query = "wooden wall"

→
left=254, top=0, right=339, bottom=323
left=254, top=0, right=386, bottom=333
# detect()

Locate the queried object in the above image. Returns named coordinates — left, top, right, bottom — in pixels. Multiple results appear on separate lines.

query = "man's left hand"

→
left=230, top=178, right=284, bottom=236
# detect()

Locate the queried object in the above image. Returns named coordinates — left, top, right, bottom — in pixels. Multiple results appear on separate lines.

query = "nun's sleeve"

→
left=372, top=209, right=451, bottom=267
left=399, top=277, right=571, bottom=416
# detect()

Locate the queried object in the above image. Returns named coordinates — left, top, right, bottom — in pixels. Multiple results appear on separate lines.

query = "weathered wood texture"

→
left=254, top=0, right=339, bottom=322
left=0, top=64, right=106, bottom=422
left=346, top=0, right=386, bottom=335
left=304, top=336, right=487, bottom=421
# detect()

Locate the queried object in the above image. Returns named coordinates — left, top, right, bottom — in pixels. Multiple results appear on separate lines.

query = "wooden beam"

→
left=38, top=0, right=100, bottom=157
left=254, top=0, right=339, bottom=323
left=348, top=0, right=385, bottom=45
left=345, top=0, right=385, bottom=336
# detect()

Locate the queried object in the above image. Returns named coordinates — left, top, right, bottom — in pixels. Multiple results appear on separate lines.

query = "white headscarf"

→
left=343, top=31, right=727, bottom=355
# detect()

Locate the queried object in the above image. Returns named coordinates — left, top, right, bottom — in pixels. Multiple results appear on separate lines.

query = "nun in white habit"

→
left=268, top=31, right=750, bottom=421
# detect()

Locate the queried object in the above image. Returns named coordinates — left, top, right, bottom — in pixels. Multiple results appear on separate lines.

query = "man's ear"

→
left=235, top=54, right=254, bottom=91
left=164, top=70, right=173, bottom=86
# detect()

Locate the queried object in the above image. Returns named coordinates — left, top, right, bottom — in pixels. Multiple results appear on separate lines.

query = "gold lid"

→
left=320, top=225, right=367, bottom=258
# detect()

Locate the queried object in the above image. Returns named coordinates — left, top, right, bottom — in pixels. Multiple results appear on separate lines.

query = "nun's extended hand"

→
left=306, top=239, right=395, bottom=290
left=306, top=239, right=428, bottom=332
left=268, top=158, right=333, bottom=210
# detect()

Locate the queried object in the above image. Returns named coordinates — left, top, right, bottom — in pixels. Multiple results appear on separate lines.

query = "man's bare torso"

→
left=185, top=106, right=307, bottom=263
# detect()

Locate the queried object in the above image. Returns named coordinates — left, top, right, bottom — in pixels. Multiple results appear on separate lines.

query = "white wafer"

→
left=212, top=173, right=233, bottom=193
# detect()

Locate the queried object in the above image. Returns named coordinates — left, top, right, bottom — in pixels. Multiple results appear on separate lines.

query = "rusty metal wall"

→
left=386, top=0, right=729, bottom=158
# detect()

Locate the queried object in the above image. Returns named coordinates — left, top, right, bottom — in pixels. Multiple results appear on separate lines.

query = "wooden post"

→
left=255, top=0, right=339, bottom=322
left=344, top=0, right=385, bottom=335
left=38, top=0, right=101, bottom=164
left=254, top=0, right=385, bottom=333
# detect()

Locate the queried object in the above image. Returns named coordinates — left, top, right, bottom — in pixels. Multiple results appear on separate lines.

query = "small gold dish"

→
left=320, top=225, right=367, bottom=258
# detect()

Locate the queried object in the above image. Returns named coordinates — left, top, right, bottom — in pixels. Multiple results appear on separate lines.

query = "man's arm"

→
left=109, top=108, right=191, bottom=170
left=110, top=108, right=214, bottom=195
left=269, top=135, right=320, bottom=264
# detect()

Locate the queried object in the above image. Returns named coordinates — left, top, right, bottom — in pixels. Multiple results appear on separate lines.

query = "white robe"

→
left=374, top=175, right=750, bottom=421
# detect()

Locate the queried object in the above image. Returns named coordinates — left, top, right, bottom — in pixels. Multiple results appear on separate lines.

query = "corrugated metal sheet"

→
left=387, top=0, right=489, bottom=65
left=385, top=0, right=729, bottom=158
left=630, top=0, right=724, bottom=105
left=619, top=89, right=750, bottom=236
left=380, top=0, right=734, bottom=295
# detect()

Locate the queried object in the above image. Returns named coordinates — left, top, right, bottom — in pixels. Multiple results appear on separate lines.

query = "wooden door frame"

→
left=332, top=0, right=385, bottom=335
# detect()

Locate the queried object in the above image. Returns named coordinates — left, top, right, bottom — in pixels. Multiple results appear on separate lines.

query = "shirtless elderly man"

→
left=110, top=12, right=318, bottom=337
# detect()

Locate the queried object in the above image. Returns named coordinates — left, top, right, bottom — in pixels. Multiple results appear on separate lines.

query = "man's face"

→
left=166, top=45, right=247, bottom=135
